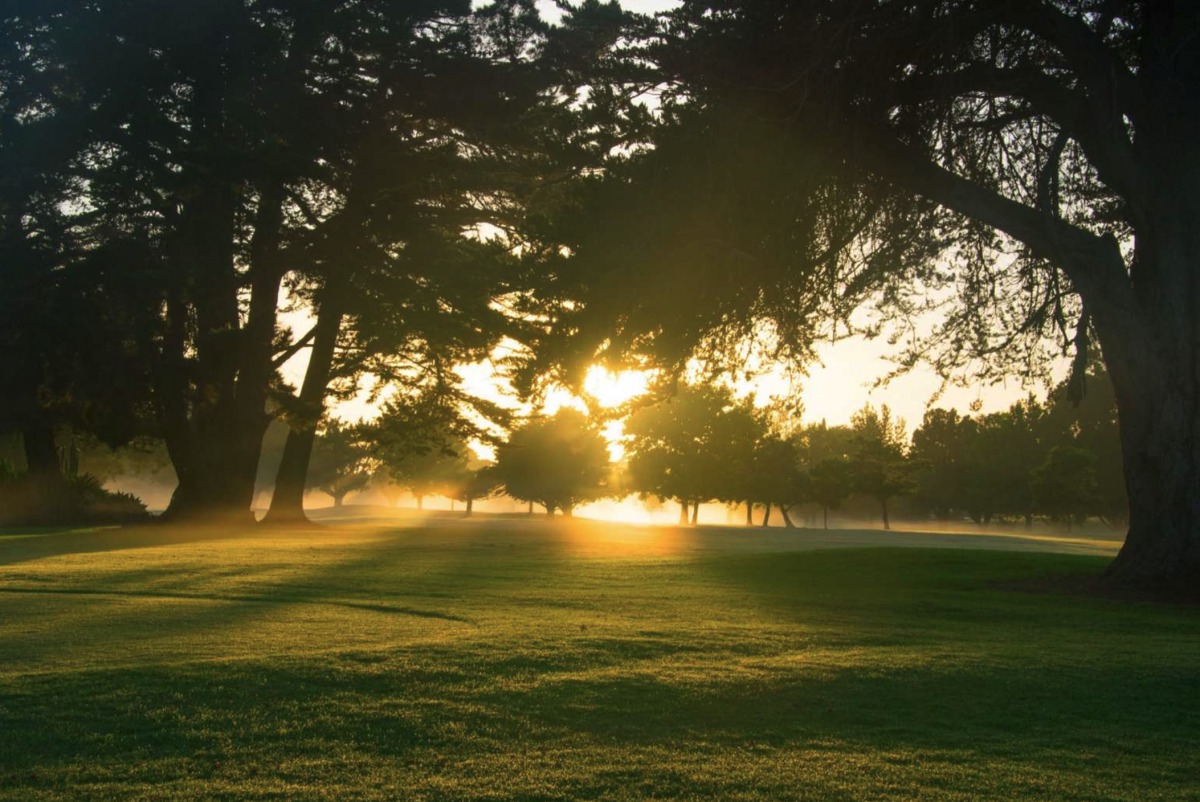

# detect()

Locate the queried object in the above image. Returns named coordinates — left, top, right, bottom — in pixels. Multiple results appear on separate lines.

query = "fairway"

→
left=0, top=518, right=1197, bottom=801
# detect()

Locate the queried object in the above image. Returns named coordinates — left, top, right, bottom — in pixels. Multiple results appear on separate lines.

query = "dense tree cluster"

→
left=2, top=1, right=1194, bottom=583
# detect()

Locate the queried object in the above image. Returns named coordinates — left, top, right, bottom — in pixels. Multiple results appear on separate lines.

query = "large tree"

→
left=0, top=2, right=158, bottom=496
left=5, top=0, right=584, bottom=524
left=522, top=1, right=1199, bottom=582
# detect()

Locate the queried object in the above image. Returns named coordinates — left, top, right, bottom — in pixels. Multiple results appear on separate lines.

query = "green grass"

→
left=0, top=518, right=1196, bottom=801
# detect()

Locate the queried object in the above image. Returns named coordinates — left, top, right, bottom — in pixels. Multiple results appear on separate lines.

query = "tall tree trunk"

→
left=1103, top=333, right=1200, bottom=582
left=158, top=167, right=261, bottom=523
left=527, top=500, right=534, bottom=515
left=262, top=287, right=346, bottom=525
left=745, top=501, right=753, bottom=526
left=679, top=499, right=689, bottom=526
left=465, top=497, right=473, bottom=518
left=880, top=498, right=890, bottom=530
left=331, top=492, right=345, bottom=509
left=761, top=503, right=771, bottom=527
left=690, top=500, right=699, bottom=526
left=563, top=505, right=574, bottom=518
left=779, top=505, right=795, bottom=529
left=21, top=418, right=59, bottom=480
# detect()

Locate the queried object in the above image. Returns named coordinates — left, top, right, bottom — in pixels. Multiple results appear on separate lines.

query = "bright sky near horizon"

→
left=279, top=0, right=1064, bottom=442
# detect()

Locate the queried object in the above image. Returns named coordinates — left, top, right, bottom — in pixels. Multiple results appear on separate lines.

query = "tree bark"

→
left=465, top=497, right=473, bottom=518
left=746, top=501, right=753, bottom=526
left=761, top=503, right=771, bottom=527
left=21, top=419, right=59, bottom=480
left=880, top=498, right=890, bottom=531
left=690, top=500, right=699, bottom=526
left=331, top=492, right=345, bottom=509
left=1103, top=330, right=1200, bottom=583
left=779, top=505, right=795, bottom=529
left=679, top=499, right=689, bottom=526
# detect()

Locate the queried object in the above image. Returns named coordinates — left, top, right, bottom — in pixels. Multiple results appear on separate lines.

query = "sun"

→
left=582, top=366, right=652, bottom=408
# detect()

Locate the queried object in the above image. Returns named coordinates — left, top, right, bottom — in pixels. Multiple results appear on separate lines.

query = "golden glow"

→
left=582, top=367, right=652, bottom=408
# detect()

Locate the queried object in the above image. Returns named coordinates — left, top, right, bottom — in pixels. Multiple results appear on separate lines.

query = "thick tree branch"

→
left=838, top=121, right=1148, bottom=358
left=996, top=0, right=1145, bottom=126
left=272, top=324, right=318, bottom=369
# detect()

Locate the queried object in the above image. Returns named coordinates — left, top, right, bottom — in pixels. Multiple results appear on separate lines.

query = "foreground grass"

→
left=0, top=519, right=1196, bottom=801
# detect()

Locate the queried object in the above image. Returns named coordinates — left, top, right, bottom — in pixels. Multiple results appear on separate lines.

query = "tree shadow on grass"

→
left=0, top=524, right=261, bottom=567
left=3, top=624, right=1198, bottom=800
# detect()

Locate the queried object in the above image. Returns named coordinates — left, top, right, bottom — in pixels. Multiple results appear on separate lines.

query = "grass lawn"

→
left=0, top=516, right=1196, bottom=801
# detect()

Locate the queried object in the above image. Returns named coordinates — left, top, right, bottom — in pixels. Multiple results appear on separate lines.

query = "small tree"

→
left=746, top=434, right=808, bottom=528
left=495, top=409, right=610, bottom=516
left=307, top=422, right=374, bottom=508
left=909, top=409, right=976, bottom=521
left=849, top=405, right=915, bottom=531
left=624, top=384, right=760, bottom=526
left=379, top=445, right=469, bottom=512
left=797, top=421, right=855, bottom=530
left=446, top=460, right=503, bottom=518
left=1031, top=446, right=1100, bottom=533
left=808, top=457, right=852, bottom=530
left=371, top=470, right=404, bottom=508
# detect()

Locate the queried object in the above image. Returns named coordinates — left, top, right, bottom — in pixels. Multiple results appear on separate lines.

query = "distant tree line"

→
left=279, top=361, right=1120, bottom=533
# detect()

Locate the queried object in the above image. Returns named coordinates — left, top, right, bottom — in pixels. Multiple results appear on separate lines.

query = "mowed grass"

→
left=0, top=517, right=1197, bottom=801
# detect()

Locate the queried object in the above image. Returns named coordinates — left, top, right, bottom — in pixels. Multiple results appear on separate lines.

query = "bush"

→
left=0, top=470, right=150, bottom=527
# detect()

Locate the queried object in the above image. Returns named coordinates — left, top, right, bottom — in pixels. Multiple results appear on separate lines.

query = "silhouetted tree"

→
left=969, top=398, right=1056, bottom=529
left=446, top=459, right=503, bottom=518
left=495, top=409, right=610, bottom=516
left=624, top=385, right=759, bottom=526
left=521, top=2, right=1200, bottom=582
left=910, top=409, right=977, bottom=521
left=307, top=422, right=373, bottom=509
left=1, top=1, right=583, bottom=524
left=849, top=405, right=915, bottom=531
left=1047, top=363, right=1127, bottom=528
left=1031, top=446, right=1101, bottom=533
left=371, top=470, right=404, bottom=509
left=796, top=422, right=855, bottom=530
left=746, top=434, right=808, bottom=528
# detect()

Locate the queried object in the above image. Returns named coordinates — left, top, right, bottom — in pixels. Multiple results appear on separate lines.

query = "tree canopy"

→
left=494, top=408, right=610, bottom=516
left=509, top=0, right=1200, bottom=583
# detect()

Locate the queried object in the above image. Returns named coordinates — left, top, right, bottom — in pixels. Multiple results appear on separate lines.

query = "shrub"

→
left=0, top=471, right=150, bottom=527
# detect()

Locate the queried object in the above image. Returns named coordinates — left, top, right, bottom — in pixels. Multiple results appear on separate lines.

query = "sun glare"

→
left=583, top=366, right=651, bottom=408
